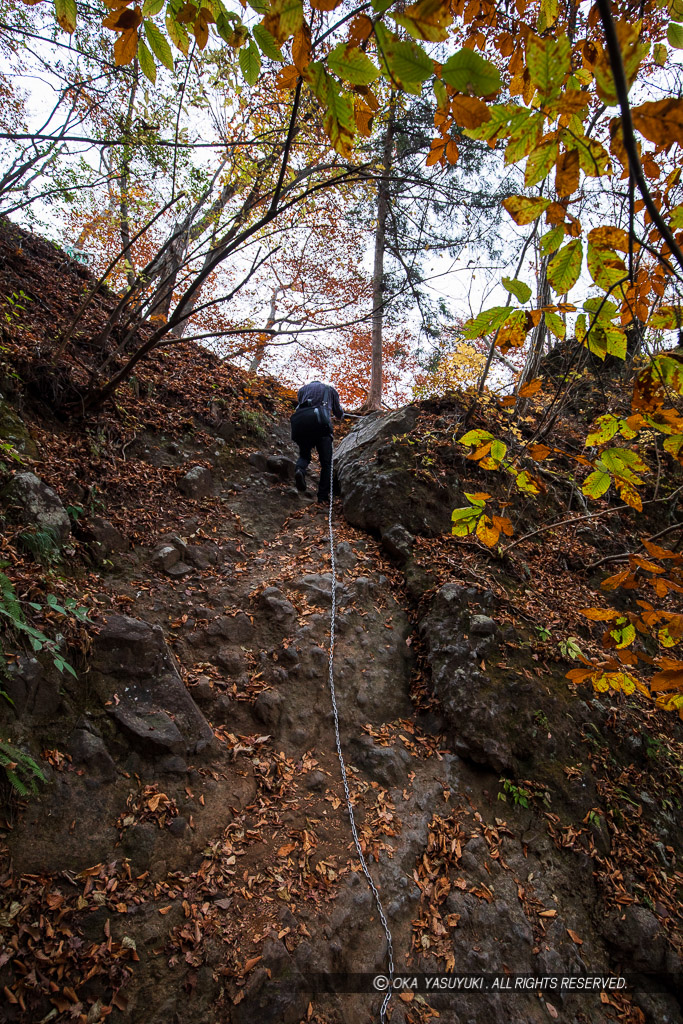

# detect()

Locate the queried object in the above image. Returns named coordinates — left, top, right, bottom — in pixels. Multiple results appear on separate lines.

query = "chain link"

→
left=327, top=445, right=395, bottom=1023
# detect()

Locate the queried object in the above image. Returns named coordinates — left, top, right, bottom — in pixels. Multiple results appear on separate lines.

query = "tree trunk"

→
left=362, top=94, right=396, bottom=413
left=119, top=67, right=138, bottom=290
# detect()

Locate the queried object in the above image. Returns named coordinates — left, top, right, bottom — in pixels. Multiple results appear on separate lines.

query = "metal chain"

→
left=326, top=444, right=395, bottom=1023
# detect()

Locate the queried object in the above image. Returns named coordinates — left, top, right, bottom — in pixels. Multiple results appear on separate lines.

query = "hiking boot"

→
left=295, top=470, right=306, bottom=492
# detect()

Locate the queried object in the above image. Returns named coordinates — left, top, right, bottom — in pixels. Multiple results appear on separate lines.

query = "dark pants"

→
left=295, top=433, right=333, bottom=501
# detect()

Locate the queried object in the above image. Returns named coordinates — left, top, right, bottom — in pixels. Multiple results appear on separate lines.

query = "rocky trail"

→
left=0, top=221, right=681, bottom=1024
left=2, top=396, right=681, bottom=1024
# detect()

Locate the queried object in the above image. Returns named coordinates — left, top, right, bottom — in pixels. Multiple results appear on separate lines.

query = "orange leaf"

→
left=567, top=928, right=583, bottom=944
left=631, top=98, right=683, bottom=147
left=519, top=378, right=542, bottom=397
left=555, top=149, right=580, bottom=197
left=275, top=65, right=299, bottom=90
left=114, top=27, right=139, bottom=65
left=449, top=94, right=491, bottom=130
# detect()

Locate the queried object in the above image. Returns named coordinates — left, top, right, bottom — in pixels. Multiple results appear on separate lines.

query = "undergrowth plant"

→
left=0, top=564, right=89, bottom=680
left=0, top=739, right=45, bottom=797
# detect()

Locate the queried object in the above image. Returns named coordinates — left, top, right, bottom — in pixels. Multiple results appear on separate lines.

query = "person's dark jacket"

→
left=296, top=381, right=344, bottom=421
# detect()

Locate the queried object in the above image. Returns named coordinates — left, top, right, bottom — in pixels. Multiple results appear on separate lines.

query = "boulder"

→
left=90, top=615, right=214, bottom=756
left=152, top=544, right=180, bottom=571
left=334, top=408, right=461, bottom=537
left=89, top=517, right=127, bottom=556
left=178, top=465, right=213, bottom=499
left=4, top=471, right=70, bottom=546
left=266, top=455, right=296, bottom=481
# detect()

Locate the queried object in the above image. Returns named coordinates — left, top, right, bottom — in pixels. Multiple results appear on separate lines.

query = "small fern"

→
left=0, top=740, right=46, bottom=797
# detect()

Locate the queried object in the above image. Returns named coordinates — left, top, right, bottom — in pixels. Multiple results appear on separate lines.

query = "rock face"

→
left=178, top=465, right=213, bottom=499
left=334, top=408, right=461, bottom=537
left=4, top=471, right=70, bottom=545
left=3, top=656, right=61, bottom=719
left=419, top=584, right=526, bottom=772
left=90, top=615, right=214, bottom=756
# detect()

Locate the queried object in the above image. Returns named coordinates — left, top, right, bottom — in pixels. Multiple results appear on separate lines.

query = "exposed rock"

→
left=178, top=465, right=213, bottom=499
left=152, top=544, right=180, bottom=571
left=207, top=612, right=253, bottom=642
left=602, top=905, right=668, bottom=970
left=89, top=517, right=127, bottom=556
left=266, top=454, right=296, bottom=480
left=248, top=452, right=268, bottom=471
left=231, top=938, right=307, bottom=1024
left=215, top=648, right=247, bottom=675
left=335, top=408, right=461, bottom=537
left=381, top=524, right=414, bottom=562
left=254, top=689, right=283, bottom=730
left=68, top=727, right=116, bottom=780
left=0, top=397, right=37, bottom=457
left=90, top=615, right=214, bottom=756
left=260, top=586, right=298, bottom=623
left=3, top=656, right=61, bottom=719
left=419, top=584, right=520, bottom=772
left=165, top=561, right=194, bottom=578
left=291, top=573, right=344, bottom=606
left=470, top=613, right=498, bottom=636
left=4, top=471, right=70, bottom=545
left=335, top=541, right=357, bottom=569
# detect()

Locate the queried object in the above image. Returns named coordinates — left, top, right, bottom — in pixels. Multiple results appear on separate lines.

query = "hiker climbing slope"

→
left=290, top=380, right=344, bottom=503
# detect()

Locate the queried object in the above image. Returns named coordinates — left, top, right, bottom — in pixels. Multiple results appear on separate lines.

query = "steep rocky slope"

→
left=0, top=221, right=682, bottom=1024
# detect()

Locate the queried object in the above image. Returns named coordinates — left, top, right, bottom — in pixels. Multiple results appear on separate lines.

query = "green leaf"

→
left=55, top=0, right=77, bottom=33
left=669, top=203, right=683, bottom=229
left=137, top=37, right=157, bottom=84
left=461, top=306, right=511, bottom=339
left=142, top=0, right=164, bottom=14
left=601, top=447, right=647, bottom=483
left=544, top=310, right=565, bottom=340
left=524, top=138, right=558, bottom=187
left=328, top=43, right=380, bottom=85
left=145, top=20, right=174, bottom=69
left=604, top=324, right=627, bottom=359
left=582, top=470, right=611, bottom=499
left=502, top=277, right=532, bottom=304
left=583, top=296, right=619, bottom=320
left=526, top=34, right=570, bottom=100
left=239, top=41, right=261, bottom=85
left=376, top=26, right=433, bottom=93
left=490, top=439, right=507, bottom=462
left=459, top=429, right=495, bottom=447
left=539, top=224, right=565, bottom=256
left=247, top=0, right=269, bottom=12
left=547, top=239, right=582, bottom=293
left=648, top=305, right=683, bottom=329
left=441, top=48, right=501, bottom=96
left=667, top=21, right=683, bottom=47
left=252, top=24, right=284, bottom=61
left=587, top=243, right=626, bottom=291
left=586, top=414, right=619, bottom=446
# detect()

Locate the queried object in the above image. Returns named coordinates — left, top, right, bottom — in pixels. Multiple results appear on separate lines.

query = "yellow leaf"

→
left=476, top=515, right=500, bottom=547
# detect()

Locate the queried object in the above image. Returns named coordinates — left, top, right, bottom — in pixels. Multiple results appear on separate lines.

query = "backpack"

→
left=291, top=385, right=332, bottom=441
